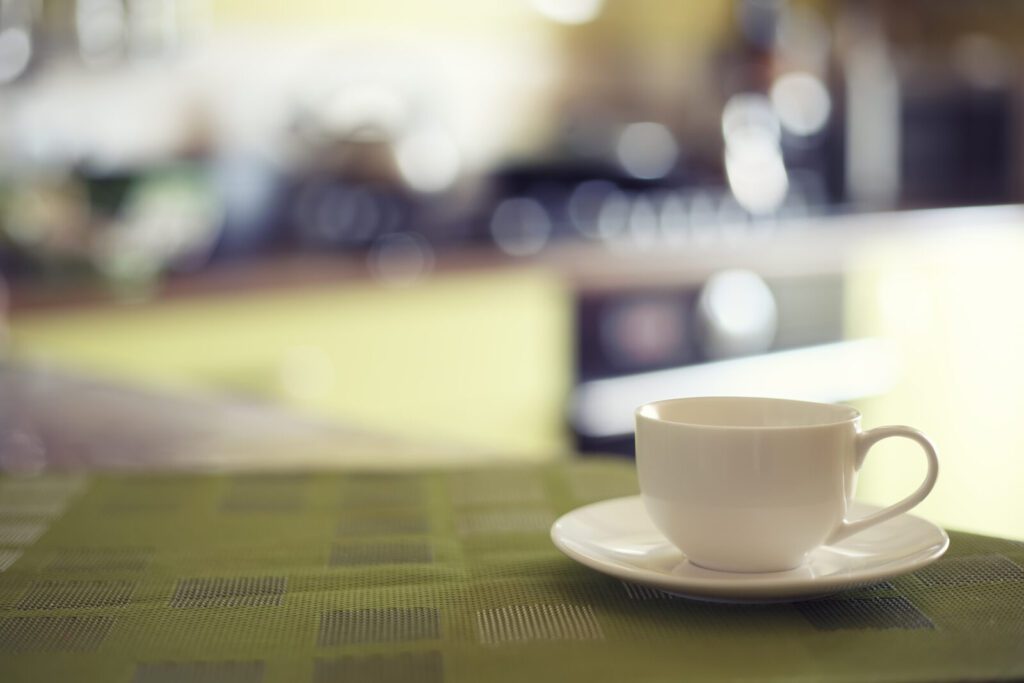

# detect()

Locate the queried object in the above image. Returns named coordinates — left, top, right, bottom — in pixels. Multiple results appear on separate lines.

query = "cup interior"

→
left=637, top=396, right=858, bottom=429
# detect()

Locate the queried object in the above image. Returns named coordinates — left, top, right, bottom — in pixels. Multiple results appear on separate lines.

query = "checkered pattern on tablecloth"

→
left=1, top=462, right=1022, bottom=682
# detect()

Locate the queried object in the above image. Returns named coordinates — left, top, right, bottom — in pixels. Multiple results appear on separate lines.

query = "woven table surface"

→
left=0, top=460, right=1022, bottom=682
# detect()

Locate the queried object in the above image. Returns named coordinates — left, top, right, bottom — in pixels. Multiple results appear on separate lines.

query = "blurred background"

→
left=1, top=0, right=1023, bottom=537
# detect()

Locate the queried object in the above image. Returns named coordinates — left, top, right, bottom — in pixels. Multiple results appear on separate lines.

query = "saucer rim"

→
left=550, top=495, right=950, bottom=601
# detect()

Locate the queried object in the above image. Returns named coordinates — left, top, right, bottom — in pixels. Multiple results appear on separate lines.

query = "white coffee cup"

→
left=635, top=396, right=939, bottom=573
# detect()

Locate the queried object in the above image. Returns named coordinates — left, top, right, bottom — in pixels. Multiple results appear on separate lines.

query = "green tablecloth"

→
left=1, top=461, right=1022, bottom=682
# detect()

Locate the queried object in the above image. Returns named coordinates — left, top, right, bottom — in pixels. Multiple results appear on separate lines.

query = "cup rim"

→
left=635, top=396, right=861, bottom=431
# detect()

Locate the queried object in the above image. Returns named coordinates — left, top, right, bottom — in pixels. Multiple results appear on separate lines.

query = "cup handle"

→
left=826, top=426, right=939, bottom=545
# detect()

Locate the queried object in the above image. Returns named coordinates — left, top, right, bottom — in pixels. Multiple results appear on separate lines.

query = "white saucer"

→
left=550, top=495, right=949, bottom=602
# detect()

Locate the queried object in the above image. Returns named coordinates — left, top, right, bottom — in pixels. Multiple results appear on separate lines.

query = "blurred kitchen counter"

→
left=11, top=204, right=1024, bottom=312
left=0, top=362, right=510, bottom=472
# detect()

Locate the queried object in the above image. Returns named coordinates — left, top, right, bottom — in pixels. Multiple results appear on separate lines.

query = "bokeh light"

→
left=568, top=180, right=618, bottom=239
left=658, top=192, right=688, bottom=246
left=722, top=94, right=788, bottom=214
left=725, top=138, right=788, bottom=215
left=616, top=122, right=678, bottom=180
left=697, top=268, right=778, bottom=359
left=722, top=93, right=781, bottom=147
left=396, top=128, right=462, bottom=194
left=490, top=197, right=551, bottom=256
left=628, top=196, right=659, bottom=248
left=0, top=27, right=31, bottom=84
left=368, top=232, right=435, bottom=285
left=596, top=188, right=630, bottom=241
left=770, top=72, right=832, bottom=136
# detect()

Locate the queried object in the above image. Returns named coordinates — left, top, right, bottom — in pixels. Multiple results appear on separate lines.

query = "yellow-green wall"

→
left=10, top=269, right=572, bottom=459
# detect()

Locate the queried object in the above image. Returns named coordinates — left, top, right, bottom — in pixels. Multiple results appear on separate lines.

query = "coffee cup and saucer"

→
left=551, top=397, right=949, bottom=602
